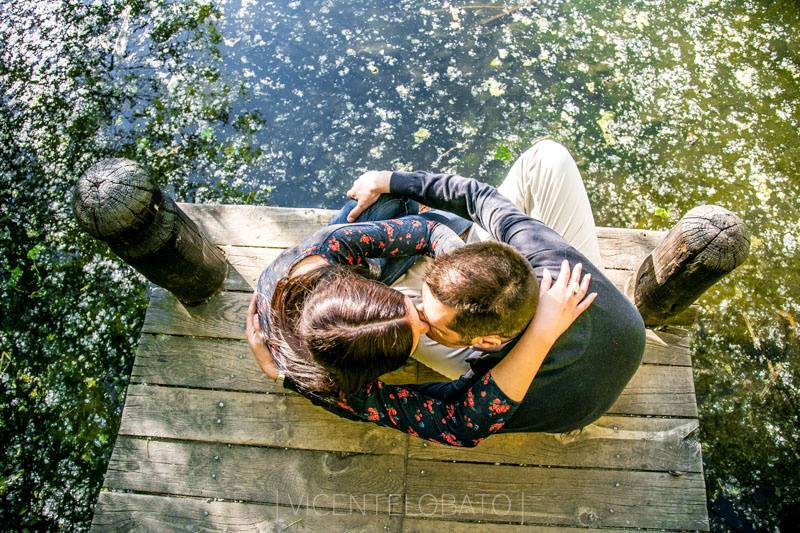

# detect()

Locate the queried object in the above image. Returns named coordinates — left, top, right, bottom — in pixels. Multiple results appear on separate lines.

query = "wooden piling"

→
left=73, top=158, right=227, bottom=306
left=626, top=205, right=750, bottom=326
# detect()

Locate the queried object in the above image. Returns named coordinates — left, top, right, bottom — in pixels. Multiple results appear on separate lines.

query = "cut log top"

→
left=667, top=205, right=750, bottom=273
left=73, top=158, right=227, bottom=306
left=628, top=204, right=750, bottom=325
left=73, top=158, right=161, bottom=240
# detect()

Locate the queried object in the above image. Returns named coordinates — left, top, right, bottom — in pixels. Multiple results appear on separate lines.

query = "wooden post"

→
left=73, top=158, right=227, bottom=306
left=626, top=205, right=750, bottom=326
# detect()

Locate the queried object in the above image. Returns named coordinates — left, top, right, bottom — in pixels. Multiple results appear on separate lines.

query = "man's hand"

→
left=246, top=292, right=278, bottom=380
left=345, top=170, right=392, bottom=222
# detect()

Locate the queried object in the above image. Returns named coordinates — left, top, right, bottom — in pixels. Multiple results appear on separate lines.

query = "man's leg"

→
left=468, top=139, right=603, bottom=269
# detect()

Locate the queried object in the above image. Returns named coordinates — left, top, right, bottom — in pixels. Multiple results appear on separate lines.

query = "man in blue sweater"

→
left=344, top=139, right=646, bottom=433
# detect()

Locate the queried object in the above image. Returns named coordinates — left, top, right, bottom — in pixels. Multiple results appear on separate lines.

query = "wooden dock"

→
left=90, top=204, right=710, bottom=532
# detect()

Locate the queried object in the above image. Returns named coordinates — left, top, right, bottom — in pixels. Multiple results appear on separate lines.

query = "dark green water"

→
left=1, top=0, right=798, bottom=530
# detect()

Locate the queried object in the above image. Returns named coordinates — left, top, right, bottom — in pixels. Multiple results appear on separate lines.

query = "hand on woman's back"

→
left=529, top=260, right=597, bottom=346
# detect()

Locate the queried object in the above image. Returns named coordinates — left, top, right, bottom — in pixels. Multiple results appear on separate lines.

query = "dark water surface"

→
left=1, top=0, right=798, bottom=530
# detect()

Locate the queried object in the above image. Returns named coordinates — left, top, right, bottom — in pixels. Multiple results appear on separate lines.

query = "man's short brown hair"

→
left=425, top=241, right=538, bottom=341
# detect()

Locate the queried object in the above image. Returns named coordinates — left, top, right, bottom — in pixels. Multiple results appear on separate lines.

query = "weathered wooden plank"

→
left=142, top=288, right=249, bottom=338
left=131, top=334, right=417, bottom=391
left=597, top=227, right=667, bottom=271
left=119, top=384, right=408, bottom=455
left=402, top=518, right=631, bottom=532
left=119, top=384, right=699, bottom=471
left=180, top=203, right=336, bottom=248
left=409, top=416, right=701, bottom=472
left=181, top=204, right=667, bottom=268
left=105, top=437, right=405, bottom=514
left=404, top=459, right=709, bottom=530
left=221, top=245, right=283, bottom=291
left=143, top=289, right=691, bottom=367
left=131, top=335, right=276, bottom=392
left=610, top=364, right=697, bottom=417
left=92, top=491, right=402, bottom=532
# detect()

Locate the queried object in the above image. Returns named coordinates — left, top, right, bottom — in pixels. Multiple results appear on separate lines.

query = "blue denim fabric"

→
left=329, top=195, right=473, bottom=285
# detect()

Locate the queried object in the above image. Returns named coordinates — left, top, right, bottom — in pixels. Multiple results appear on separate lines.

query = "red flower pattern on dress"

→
left=489, top=398, right=512, bottom=415
left=442, top=433, right=463, bottom=446
left=327, top=237, right=340, bottom=252
left=367, top=407, right=380, bottom=421
left=465, top=388, right=475, bottom=408
left=488, top=422, right=505, bottom=432
left=336, top=401, right=355, bottom=413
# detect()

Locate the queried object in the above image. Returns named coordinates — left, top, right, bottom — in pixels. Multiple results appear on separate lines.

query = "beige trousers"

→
left=392, top=139, right=602, bottom=379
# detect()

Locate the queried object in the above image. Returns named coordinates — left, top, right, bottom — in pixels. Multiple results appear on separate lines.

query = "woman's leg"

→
left=468, top=139, right=603, bottom=269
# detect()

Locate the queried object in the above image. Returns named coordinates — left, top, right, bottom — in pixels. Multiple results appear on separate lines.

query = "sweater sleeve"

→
left=335, top=371, right=521, bottom=447
left=390, top=171, right=569, bottom=258
left=314, top=215, right=463, bottom=267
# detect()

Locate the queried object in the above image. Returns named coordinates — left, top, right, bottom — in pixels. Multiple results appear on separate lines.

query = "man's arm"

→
left=346, top=170, right=564, bottom=256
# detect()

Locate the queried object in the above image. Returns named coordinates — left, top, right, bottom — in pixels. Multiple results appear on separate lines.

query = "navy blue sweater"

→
left=390, top=170, right=646, bottom=433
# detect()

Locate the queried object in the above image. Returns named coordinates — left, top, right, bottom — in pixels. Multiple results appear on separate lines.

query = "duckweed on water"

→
left=1, top=0, right=798, bottom=530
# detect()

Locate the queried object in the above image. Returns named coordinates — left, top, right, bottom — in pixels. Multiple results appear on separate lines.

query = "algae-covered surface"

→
left=1, top=0, right=797, bottom=529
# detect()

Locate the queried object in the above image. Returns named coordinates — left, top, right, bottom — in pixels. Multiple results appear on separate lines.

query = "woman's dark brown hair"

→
left=268, top=266, right=413, bottom=396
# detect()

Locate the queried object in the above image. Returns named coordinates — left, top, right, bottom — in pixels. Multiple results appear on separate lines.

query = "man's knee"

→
left=524, top=139, right=575, bottom=172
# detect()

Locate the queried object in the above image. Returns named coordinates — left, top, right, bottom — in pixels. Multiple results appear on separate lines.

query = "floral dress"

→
left=257, top=215, right=521, bottom=447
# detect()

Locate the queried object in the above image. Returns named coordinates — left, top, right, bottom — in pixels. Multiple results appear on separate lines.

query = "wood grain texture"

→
left=118, top=383, right=700, bottom=471
left=119, top=384, right=408, bottom=455
left=92, top=491, right=402, bottom=532
left=91, top=203, right=711, bottom=532
left=131, top=334, right=417, bottom=392
left=402, top=518, right=630, bottom=532
left=105, top=437, right=405, bottom=514
left=609, top=364, right=698, bottom=417
left=404, top=459, right=709, bottom=530
left=596, top=227, right=667, bottom=270
left=408, top=416, right=701, bottom=472
left=180, top=203, right=336, bottom=248
left=142, top=288, right=250, bottom=339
